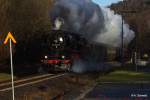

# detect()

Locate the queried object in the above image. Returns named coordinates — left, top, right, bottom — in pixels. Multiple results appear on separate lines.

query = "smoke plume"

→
left=50, top=0, right=134, bottom=47
left=50, top=0, right=104, bottom=42
left=50, top=0, right=135, bottom=72
left=95, top=7, right=135, bottom=47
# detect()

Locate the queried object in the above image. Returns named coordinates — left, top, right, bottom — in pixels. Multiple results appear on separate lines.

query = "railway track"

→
left=0, top=73, right=67, bottom=92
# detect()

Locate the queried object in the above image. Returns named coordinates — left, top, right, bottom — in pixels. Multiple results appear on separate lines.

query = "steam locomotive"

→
left=15, top=30, right=107, bottom=73
left=39, top=30, right=86, bottom=72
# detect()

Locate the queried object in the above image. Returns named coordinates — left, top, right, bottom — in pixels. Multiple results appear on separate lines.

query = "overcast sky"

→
left=93, top=0, right=123, bottom=7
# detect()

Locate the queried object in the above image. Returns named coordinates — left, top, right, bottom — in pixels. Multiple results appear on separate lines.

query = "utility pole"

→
left=120, top=0, right=137, bottom=68
left=121, top=0, right=125, bottom=67
left=121, top=14, right=124, bottom=67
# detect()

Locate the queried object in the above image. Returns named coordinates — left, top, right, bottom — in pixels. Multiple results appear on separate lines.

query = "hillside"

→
left=0, top=0, right=52, bottom=61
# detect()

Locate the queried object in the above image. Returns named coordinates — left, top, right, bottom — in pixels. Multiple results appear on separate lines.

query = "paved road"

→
left=84, top=83, right=150, bottom=100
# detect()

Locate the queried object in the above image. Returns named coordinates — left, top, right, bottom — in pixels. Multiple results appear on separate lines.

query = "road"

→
left=80, top=64, right=150, bottom=100
left=83, top=83, right=150, bottom=100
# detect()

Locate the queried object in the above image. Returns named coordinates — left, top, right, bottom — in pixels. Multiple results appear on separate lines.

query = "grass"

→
left=0, top=73, right=16, bottom=82
left=97, top=70, right=150, bottom=83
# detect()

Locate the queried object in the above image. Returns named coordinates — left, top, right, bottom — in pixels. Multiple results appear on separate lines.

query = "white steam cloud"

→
left=95, top=7, right=135, bottom=47
left=50, top=0, right=134, bottom=47
left=50, top=0, right=135, bottom=73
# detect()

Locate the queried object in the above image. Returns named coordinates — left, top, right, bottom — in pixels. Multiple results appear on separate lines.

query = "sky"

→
left=93, top=0, right=123, bottom=7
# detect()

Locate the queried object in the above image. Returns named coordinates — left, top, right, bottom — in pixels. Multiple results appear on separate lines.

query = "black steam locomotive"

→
left=14, top=30, right=107, bottom=72
left=40, top=30, right=87, bottom=72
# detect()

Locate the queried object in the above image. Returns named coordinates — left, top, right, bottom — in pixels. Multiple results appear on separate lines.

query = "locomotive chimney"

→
left=54, top=18, right=64, bottom=30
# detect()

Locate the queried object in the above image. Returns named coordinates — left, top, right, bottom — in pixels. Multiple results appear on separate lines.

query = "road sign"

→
left=4, top=32, right=16, bottom=44
left=4, top=32, right=16, bottom=100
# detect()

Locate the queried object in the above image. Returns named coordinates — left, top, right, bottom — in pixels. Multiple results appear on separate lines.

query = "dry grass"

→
left=97, top=71, right=150, bottom=83
left=0, top=73, right=16, bottom=82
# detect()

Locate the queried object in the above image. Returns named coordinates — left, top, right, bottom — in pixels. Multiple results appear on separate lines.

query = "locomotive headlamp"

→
left=59, top=37, right=63, bottom=42
left=44, top=56, right=48, bottom=59
left=62, top=55, right=65, bottom=59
